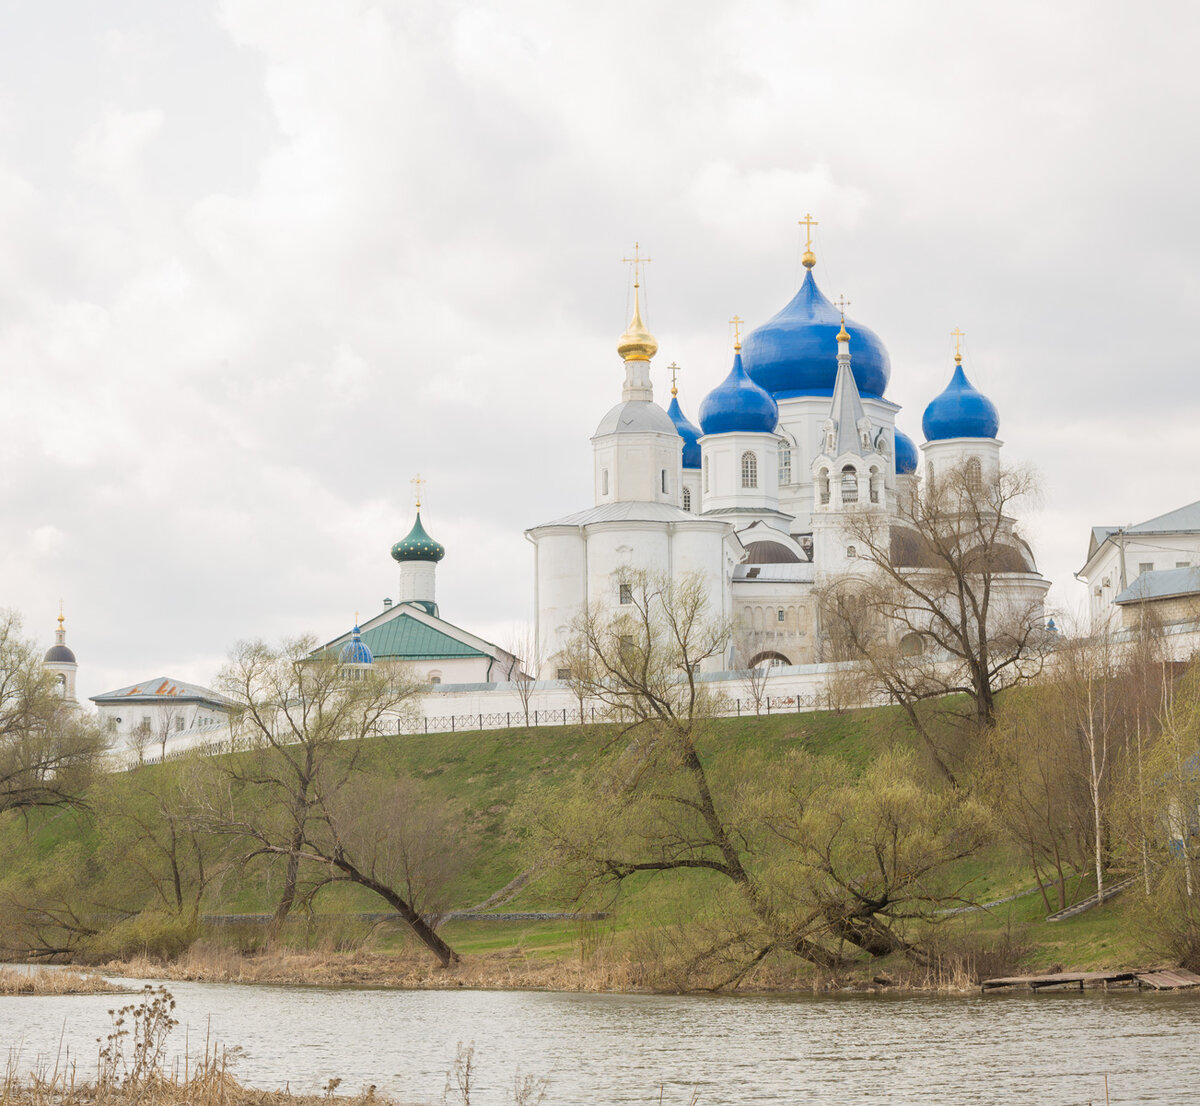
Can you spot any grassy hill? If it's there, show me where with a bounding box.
[0,702,1169,987]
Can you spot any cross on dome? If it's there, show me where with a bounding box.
[951,327,966,364]
[729,314,745,349]
[411,473,425,509]
[622,241,652,287]
[799,213,819,269]
[668,361,680,397]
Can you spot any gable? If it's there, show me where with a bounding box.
[359,612,488,660]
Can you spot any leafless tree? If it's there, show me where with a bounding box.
[818,460,1051,783]
[206,638,460,964]
[0,611,106,814]
[733,631,774,716]
[505,624,541,726]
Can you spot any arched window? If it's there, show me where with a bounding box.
[779,447,792,485]
[602,469,609,495]
[703,456,710,492]
[682,486,692,512]
[846,545,857,559]
[818,468,831,505]
[966,456,982,495]
[841,465,858,504]
[899,633,925,657]
[741,451,758,488]
[661,469,668,494]
[428,670,442,685]
[926,461,934,488]
[869,467,882,504]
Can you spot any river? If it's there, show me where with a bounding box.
[2,976,1199,1104]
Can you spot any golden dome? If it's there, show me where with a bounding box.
[837,318,849,342]
[802,248,816,269]
[617,284,658,362]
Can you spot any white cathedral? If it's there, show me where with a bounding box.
[526,237,1051,677]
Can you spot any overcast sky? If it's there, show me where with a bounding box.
[2,0,1199,703]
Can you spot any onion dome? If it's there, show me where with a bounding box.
[894,427,919,475]
[739,268,891,398]
[391,511,445,563]
[666,395,702,469]
[339,624,374,665]
[616,284,658,363]
[922,362,999,441]
[699,349,779,436]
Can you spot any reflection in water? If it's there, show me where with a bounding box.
[2,977,1199,1104]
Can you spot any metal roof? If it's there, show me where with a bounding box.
[91,677,231,707]
[532,501,702,528]
[1115,566,1200,606]
[356,612,488,660]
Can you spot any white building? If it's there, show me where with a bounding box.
[1079,500,1200,630]
[526,239,1050,676]
[91,676,233,753]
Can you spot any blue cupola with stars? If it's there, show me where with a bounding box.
[739,231,891,399]
[340,623,374,666]
[894,427,919,474]
[665,369,702,469]
[922,358,999,442]
[699,345,779,436]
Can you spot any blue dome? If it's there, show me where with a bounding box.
[699,352,779,436]
[922,364,999,441]
[666,396,702,469]
[740,269,891,398]
[894,427,919,475]
[340,625,374,665]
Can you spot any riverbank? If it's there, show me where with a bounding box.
[0,1074,388,1106]
[0,967,120,995]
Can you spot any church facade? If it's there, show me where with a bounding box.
[526,239,1051,678]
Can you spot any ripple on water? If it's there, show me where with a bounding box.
[2,980,1200,1104]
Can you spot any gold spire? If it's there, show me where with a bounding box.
[618,243,657,362]
[668,361,680,396]
[57,601,64,631]
[411,473,425,510]
[951,327,965,364]
[800,213,818,269]
[729,314,744,351]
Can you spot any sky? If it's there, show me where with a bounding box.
[2,0,1199,704]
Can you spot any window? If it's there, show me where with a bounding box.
[175,716,184,731]
[428,671,442,685]
[661,469,667,494]
[703,456,710,492]
[966,456,982,495]
[1178,561,1192,569]
[847,545,857,558]
[602,469,609,495]
[777,609,785,623]
[841,465,858,504]
[682,486,692,512]
[926,461,934,487]
[619,583,633,604]
[556,667,571,680]
[779,447,791,485]
[869,468,881,504]
[741,451,758,488]
[1139,562,1153,575]
[818,468,830,505]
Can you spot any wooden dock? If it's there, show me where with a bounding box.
[982,968,1200,992]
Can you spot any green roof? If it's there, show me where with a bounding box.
[359,612,487,660]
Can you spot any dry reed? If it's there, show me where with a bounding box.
[0,969,120,996]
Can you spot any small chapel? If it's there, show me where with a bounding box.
[526,228,1051,677]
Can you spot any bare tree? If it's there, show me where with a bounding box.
[207,637,460,964]
[818,461,1050,783]
[504,624,541,726]
[0,611,106,814]
[519,571,988,982]
[733,630,774,716]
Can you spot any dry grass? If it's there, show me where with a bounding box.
[0,969,121,996]
[104,944,649,993]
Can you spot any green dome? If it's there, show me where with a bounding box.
[391,511,445,563]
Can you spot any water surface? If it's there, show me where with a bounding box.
[3,976,1198,1104]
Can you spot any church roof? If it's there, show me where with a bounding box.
[698,350,778,436]
[1115,566,1200,606]
[825,342,869,457]
[352,610,488,660]
[1084,500,1200,568]
[922,363,999,441]
[532,501,701,528]
[593,400,678,437]
[91,677,231,708]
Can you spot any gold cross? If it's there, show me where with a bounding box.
[668,361,680,397]
[729,314,744,347]
[951,327,965,362]
[799,213,818,249]
[834,294,851,318]
[411,473,425,509]
[57,600,64,630]
[622,241,652,286]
